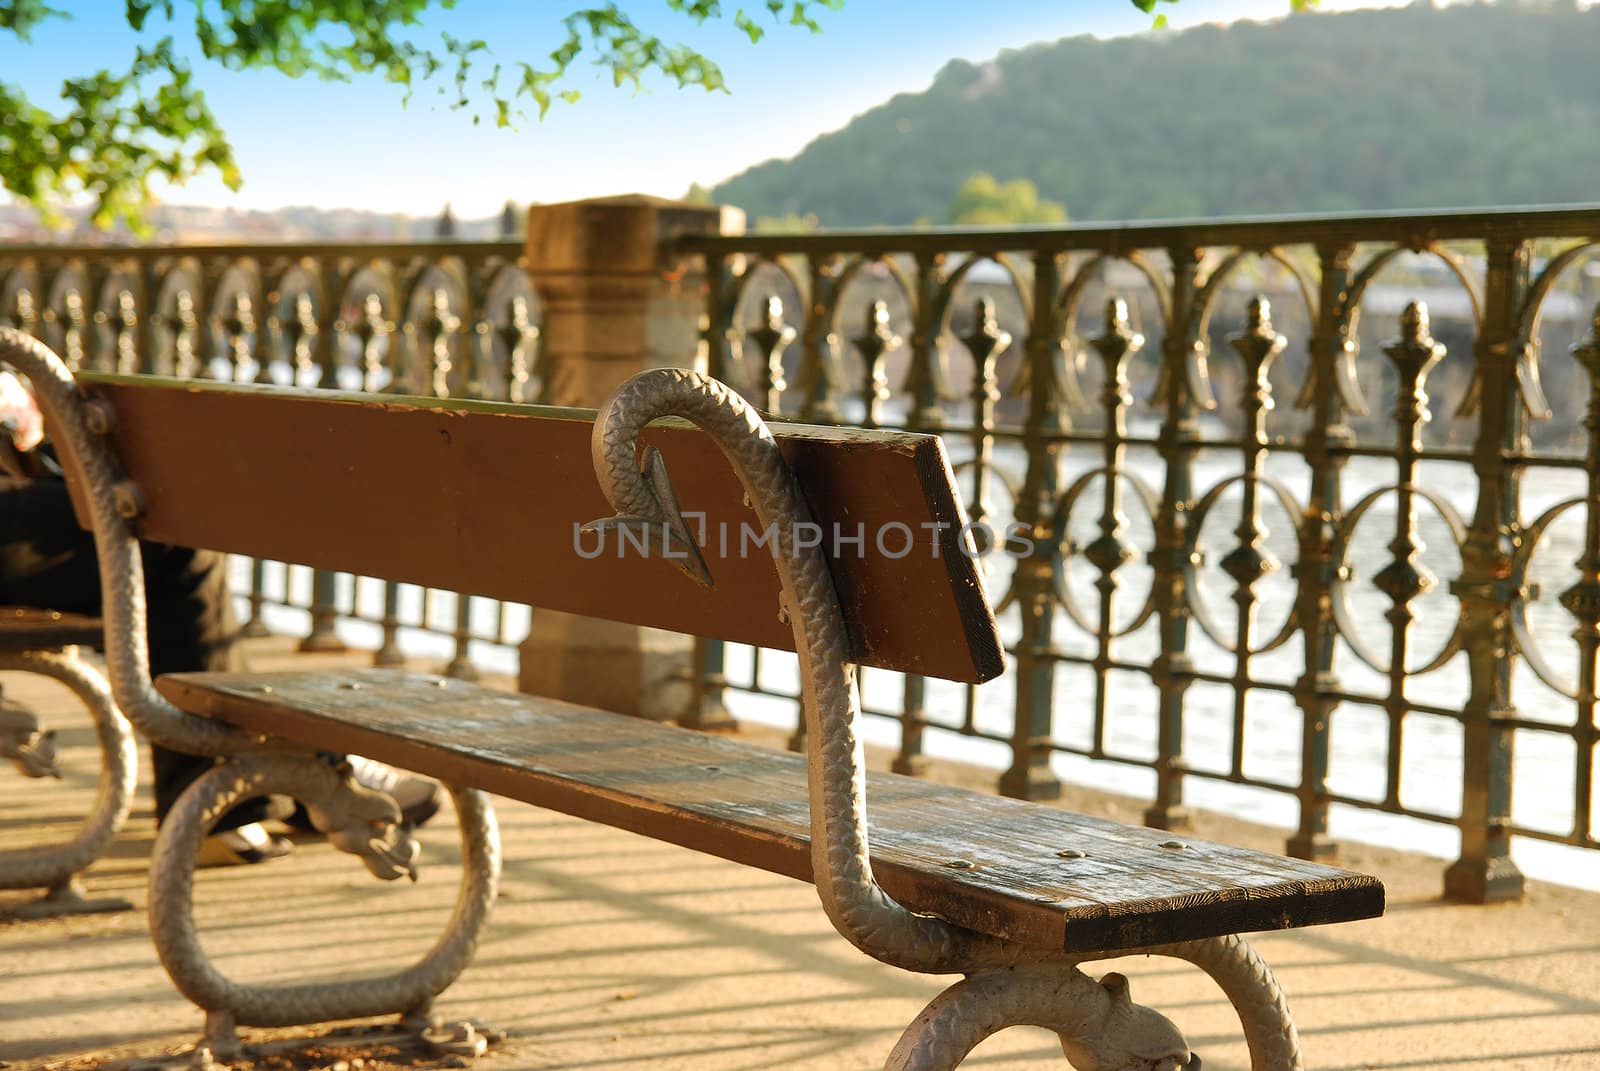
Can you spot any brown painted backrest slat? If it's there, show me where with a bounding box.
[75,374,1004,684]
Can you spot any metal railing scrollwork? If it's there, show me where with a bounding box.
[7,206,1600,900]
[681,205,1600,900]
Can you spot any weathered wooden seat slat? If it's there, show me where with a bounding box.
[0,607,105,651]
[158,667,1383,954]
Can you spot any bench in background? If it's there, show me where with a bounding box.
[0,606,136,918]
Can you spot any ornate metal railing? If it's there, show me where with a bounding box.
[682,205,1600,900]
[6,206,1599,899]
[0,240,544,676]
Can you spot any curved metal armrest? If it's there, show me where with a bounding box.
[0,328,249,758]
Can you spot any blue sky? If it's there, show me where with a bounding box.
[1,0,1407,216]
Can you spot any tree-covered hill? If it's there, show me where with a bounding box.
[711,1,1600,226]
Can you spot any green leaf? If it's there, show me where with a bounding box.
[0,32,238,230]
[1,0,68,39]
[1131,0,1179,24]
[734,10,762,42]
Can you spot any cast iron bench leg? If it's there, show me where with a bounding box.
[1,647,137,918]
[886,933,1300,1071]
[147,752,500,1067]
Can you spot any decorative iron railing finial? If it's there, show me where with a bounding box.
[1559,302,1600,634]
[747,294,796,414]
[854,298,901,428]
[960,297,1011,418]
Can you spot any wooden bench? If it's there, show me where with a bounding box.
[1,325,1383,1071]
[0,606,137,918]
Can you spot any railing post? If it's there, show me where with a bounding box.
[1144,246,1205,831]
[311,263,342,391]
[889,256,947,778]
[446,593,480,681]
[354,293,391,394]
[373,285,412,667]
[245,289,297,634]
[1085,298,1143,761]
[497,294,540,403]
[84,268,113,372]
[517,195,745,721]
[679,254,739,732]
[110,286,139,375]
[1000,249,1065,801]
[853,299,900,429]
[946,297,1011,755]
[684,635,737,732]
[422,287,460,399]
[1564,305,1600,851]
[1288,242,1358,862]
[374,582,407,667]
[745,294,795,414]
[11,281,39,339]
[961,298,1008,534]
[250,276,275,385]
[1374,304,1442,827]
[437,280,482,682]
[889,258,949,778]
[285,291,317,386]
[221,290,254,383]
[1220,297,1286,782]
[170,286,200,378]
[300,258,348,654]
[58,271,78,369]
[799,258,843,422]
[136,260,163,374]
[892,674,931,777]
[904,251,948,431]
[35,259,61,362]
[1444,236,1530,903]
[299,571,346,653]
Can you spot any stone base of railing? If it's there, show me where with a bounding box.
[518,611,692,722]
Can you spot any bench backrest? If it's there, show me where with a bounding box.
[75,373,1005,685]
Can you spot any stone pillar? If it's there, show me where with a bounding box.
[516,195,744,720]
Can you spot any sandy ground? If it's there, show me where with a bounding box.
[2,638,1598,1071]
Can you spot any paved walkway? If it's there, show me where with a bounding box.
[3,638,1598,1070]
